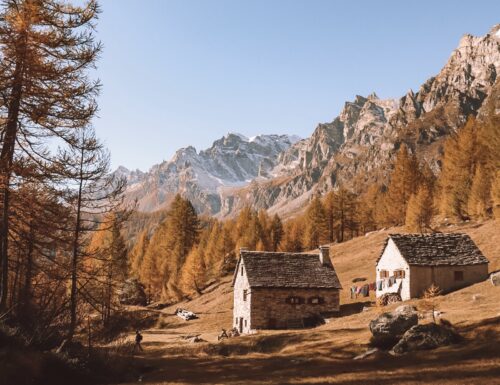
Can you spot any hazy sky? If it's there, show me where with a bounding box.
[95,0,500,171]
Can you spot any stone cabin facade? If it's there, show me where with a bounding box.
[232,246,342,334]
[376,233,489,301]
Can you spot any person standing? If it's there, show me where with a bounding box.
[133,330,144,353]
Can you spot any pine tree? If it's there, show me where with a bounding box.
[303,196,329,250]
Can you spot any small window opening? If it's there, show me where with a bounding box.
[394,270,405,279]
[243,289,248,301]
[380,270,389,279]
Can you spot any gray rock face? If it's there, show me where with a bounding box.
[117,133,300,215]
[392,323,461,354]
[120,25,500,218]
[491,271,500,286]
[369,309,418,348]
[219,25,500,218]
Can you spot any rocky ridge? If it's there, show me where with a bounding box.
[119,25,500,218]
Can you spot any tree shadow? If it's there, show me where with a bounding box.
[339,301,372,317]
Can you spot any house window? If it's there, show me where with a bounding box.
[308,297,325,305]
[241,265,244,276]
[394,270,405,279]
[244,319,247,327]
[380,270,389,279]
[454,271,464,281]
[243,289,248,301]
[286,296,304,305]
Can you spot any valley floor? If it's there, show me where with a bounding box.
[118,221,500,385]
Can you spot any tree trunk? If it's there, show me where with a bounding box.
[68,147,85,341]
[0,44,26,311]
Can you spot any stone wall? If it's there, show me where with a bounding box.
[409,264,489,298]
[233,260,252,333]
[250,287,340,330]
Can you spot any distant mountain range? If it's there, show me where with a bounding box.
[117,24,500,218]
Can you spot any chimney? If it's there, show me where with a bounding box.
[319,245,331,266]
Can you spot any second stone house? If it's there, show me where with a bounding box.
[376,233,489,301]
[232,246,342,334]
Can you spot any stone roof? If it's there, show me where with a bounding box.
[233,251,342,289]
[377,233,489,266]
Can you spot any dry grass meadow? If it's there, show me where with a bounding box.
[118,220,500,385]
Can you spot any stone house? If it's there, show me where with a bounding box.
[376,233,489,301]
[232,246,342,334]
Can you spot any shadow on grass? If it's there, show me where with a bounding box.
[126,316,500,385]
[339,301,372,317]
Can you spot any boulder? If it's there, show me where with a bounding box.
[118,279,147,306]
[490,271,500,287]
[395,305,417,314]
[369,308,418,348]
[392,323,461,354]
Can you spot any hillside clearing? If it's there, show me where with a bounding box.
[118,220,500,384]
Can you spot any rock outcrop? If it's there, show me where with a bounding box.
[392,323,461,354]
[490,271,500,286]
[369,306,418,348]
[120,25,500,218]
[117,133,300,214]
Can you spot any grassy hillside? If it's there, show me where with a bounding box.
[119,220,500,384]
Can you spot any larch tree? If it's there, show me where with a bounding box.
[405,186,434,233]
[60,126,126,340]
[490,170,500,219]
[303,196,329,250]
[467,164,492,219]
[385,144,420,225]
[269,214,284,252]
[0,0,101,311]
[280,219,303,252]
[438,118,478,220]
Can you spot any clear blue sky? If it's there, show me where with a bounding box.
[95,0,500,171]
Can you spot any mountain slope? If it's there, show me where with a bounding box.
[220,24,500,218]
[120,24,500,218]
[117,133,300,214]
